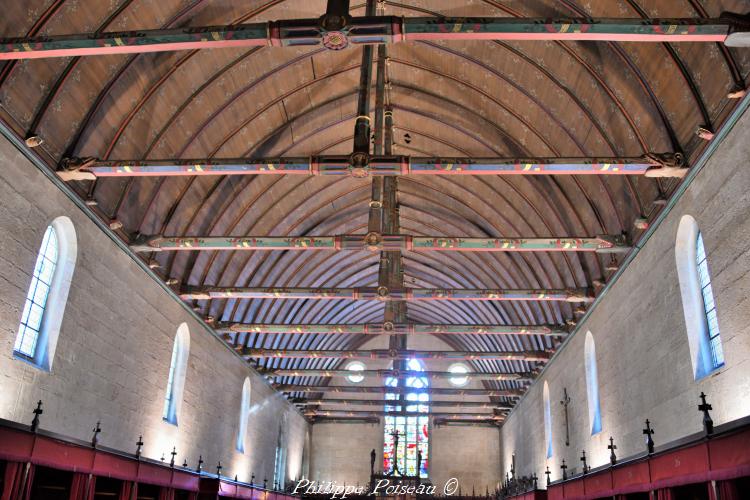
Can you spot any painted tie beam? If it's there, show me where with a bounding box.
[240,348,552,362]
[222,322,566,336]
[303,410,504,420]
[182,285,593,302]
[58,154,686,180]
[273,384,523,397]
[293,399,515,409]
[3,16,749,61]
[131,233,628,253]
[266,368,535,380]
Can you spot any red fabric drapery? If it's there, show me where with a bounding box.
[69,473,96,500]
[708,479,740,500]
[655,488,674,500]
[119,481,137,500]
[1,462,34,500]
[159,487,175,500]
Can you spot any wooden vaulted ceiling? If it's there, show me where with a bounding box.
[1,0,749,415]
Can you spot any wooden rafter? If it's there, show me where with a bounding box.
[131,234,628,253]
[274,385,523,397]
[265,368,535,381]
[221,323,566,336]
[2,16,746,61]
[240,348,552,361]
[181,285,592,302]
[58,154,687,180]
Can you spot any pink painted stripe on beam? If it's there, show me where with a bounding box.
[404,32,728,42]
[0,39,269,60]
[88,169,311,177]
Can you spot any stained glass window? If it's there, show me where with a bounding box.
[383,358,429,478]
[696,232,724,369]
[15,225,58,359]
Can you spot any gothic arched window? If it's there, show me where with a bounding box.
[236,377,252,453]
[383,358,429,478]
[584,331,602,435]
[543,381,553,458]
[14,217,77,370]
[676,215,725,379]
[163,323,190,425]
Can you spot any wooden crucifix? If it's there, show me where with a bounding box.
[560,388,571,446]
[390,429,401,475]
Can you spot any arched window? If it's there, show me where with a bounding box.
[163,323,190,425]
[273,412,288,489]
[543,381,553,458]
[236,377,252,453]
[584,331,602,435]
[383,359,429,478]
[676,215,725,379]
[14,217,77,370]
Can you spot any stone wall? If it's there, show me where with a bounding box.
[0,135,309,484]
[499,106,750,481]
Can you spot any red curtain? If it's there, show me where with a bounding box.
[159,487,175,500]
[119,481,137,500]
[713,480,740,500]
[1,462,34,500]
[69,473,96,500]
[655,488,674,500]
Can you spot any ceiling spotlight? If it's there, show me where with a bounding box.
[25,135,43,148]
[696,127,714,141]
[633,218,649,230]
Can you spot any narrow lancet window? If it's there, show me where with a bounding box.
[584,331,602,435]
[676,215,725,379]
[163,323,190,425]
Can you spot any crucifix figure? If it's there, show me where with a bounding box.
[196,455,203,473]
[135,435,144,459]
[608,437,617,465]
[390,429,401,475]
[698,392,714,435]
[91,421,101,448]
[30,400,43,433]
[580,450,589,474]
[170,447,177,468]
[643,420,655,454]
[544,466,551,486]
[560,388,571,446]
[560,459,568,480]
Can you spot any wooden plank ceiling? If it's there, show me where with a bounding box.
[1,0,749,421]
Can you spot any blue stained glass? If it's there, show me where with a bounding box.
[696,233,724,369]
[15,226,58,358]
[384,359,429,478]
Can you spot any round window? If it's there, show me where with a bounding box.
[346,361,366,383]
[448,363,469,387]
